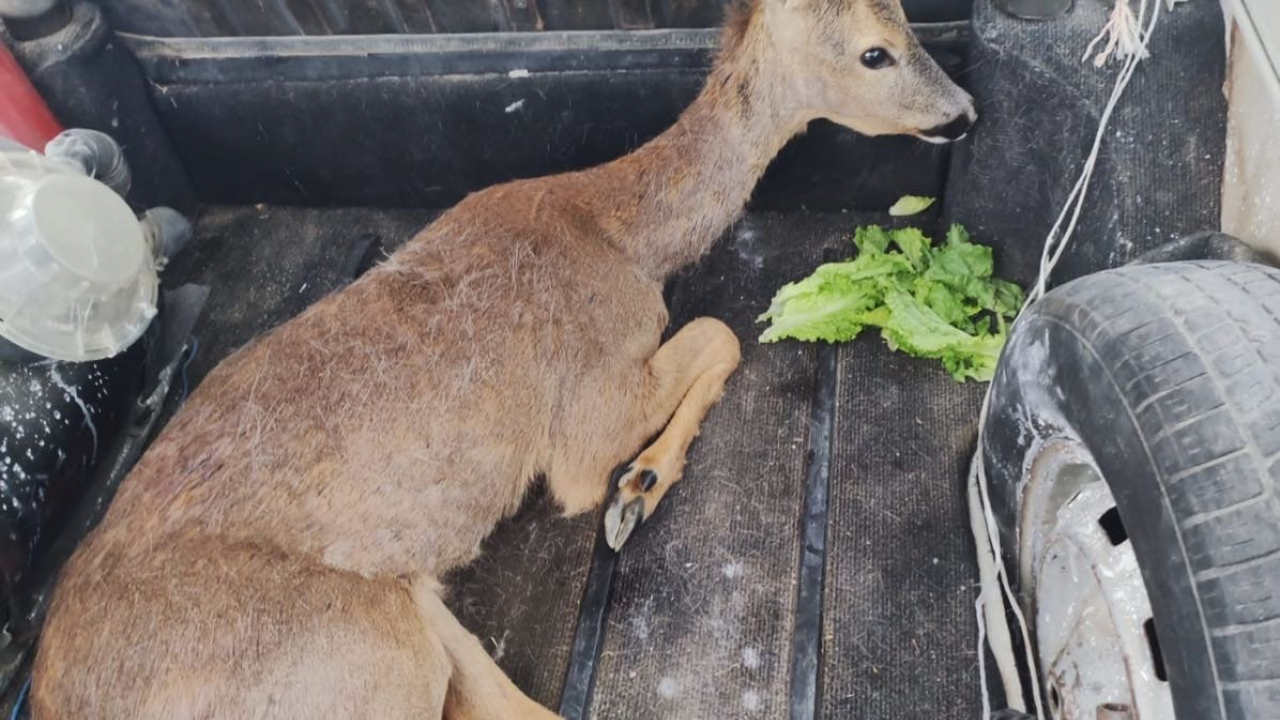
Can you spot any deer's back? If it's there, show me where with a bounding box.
[78,179,667,581]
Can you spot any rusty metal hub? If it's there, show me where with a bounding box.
[1019,440,1174,720]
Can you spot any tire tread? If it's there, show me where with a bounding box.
[1020,262,1280,718]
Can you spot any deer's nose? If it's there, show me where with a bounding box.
[920,112,975,143]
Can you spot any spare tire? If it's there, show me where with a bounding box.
[983,261,1280,720]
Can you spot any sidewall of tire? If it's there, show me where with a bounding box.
[983,296,1222,720]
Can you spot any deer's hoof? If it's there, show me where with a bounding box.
[604,495,645,551]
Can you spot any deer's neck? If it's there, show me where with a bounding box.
[585,29,804,280]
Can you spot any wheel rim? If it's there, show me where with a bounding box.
[1019,439,1175,720]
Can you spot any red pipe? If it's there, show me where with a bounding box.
[0,43,62,150]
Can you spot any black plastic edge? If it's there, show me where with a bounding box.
[557,534,619,720]
[788,298,839,720]
[1129,230,1276,268]
[122,22,970,84]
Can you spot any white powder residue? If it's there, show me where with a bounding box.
[48,363,98,460]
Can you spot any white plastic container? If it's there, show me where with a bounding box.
[0,141,158,361]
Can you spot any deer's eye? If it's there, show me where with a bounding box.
[860,47,895,70]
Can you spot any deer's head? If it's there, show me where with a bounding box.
[745,0,976,143]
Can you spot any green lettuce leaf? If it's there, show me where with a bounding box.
[888,195,937,217]
[992,278,1025,316]
[853,225,892,255]
[890,227,931,271]
[757,222,1022,382]
[881,292,1005,381]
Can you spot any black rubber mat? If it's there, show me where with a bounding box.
[587,213,828,720]
[947,0,1228,288]
[575,211,986,720]
[823,339,985,719]
[445,487,599,708]
[583,208,988,717]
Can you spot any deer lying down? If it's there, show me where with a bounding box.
[32,0,973,717]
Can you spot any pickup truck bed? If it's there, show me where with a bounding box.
[0,0,1229,716]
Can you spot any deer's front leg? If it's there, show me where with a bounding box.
[604,317,741,550]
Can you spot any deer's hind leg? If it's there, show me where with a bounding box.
[410,580,563,720]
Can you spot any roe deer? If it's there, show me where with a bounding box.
[32,0,974,717]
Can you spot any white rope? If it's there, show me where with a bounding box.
[969,445,1023,710]
[976,593,992,720]
[971,0,1166,716]
[1083,0,1148,67]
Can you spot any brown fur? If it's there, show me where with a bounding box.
[31,1,973,717]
